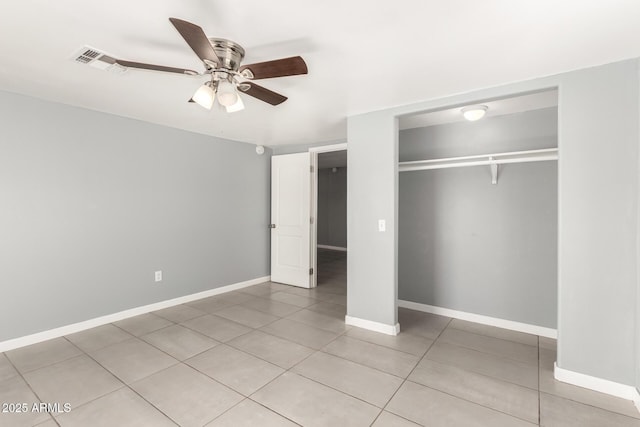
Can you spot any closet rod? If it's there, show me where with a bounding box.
[399,148,558,173]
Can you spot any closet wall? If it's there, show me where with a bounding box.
[398,107,558,328]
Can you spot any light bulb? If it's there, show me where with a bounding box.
[192,83,215,110]
[226,94,245,113]
[461,105,488,121]
[217,80,238,107]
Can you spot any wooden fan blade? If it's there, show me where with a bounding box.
[115,60,199,75]
[239,82,287,105]
[169,18,220,66]
[239,56,307,80]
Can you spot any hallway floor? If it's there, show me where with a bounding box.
[1,249,639,426]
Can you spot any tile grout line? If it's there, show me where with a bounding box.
[62,323,240,426]
[408,378,542,425]
[343,332,437,358]
[412,321,544,425]
[436,334,540,368]
[370,316,453,425]
[315,346,416,380]
[196,288,352,425]
[447,321,540,346]
[423,343,542,391]
[395,320,542,425]
[247,399,304,426]
[1,351,59,426]
[178,287,351,407]
[58,335,180,426]
[538,335,542,426]
[539,390,640,422]
[69,329,261,427]
[278,337,395,419]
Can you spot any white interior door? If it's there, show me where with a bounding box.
[271,153,311,288]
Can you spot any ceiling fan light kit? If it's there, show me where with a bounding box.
[98,17,307,114]
[216,79,239,107]
[226,95,245,113]
[192,82,215,110]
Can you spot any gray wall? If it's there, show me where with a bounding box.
[398,108,558,328]
[557,60,638,386]
[347,113,398,326]
[0,91,271,342]
[317,168,347,248]
[399,162,558,328]
[347,58,639,386]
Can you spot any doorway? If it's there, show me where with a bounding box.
[310,144,347,290]
[269,145,347,290]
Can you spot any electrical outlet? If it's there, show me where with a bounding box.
[155,271,162,282]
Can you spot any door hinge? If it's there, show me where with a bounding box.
[309,268,314,275]
[310,165,314,173]
[310,217,314,224]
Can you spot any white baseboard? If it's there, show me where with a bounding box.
[397,300,557,339]
[345,315,399,336]
[317,244,347,252]
[554,363,639,402]
[0,275,270,353]
[634,389,640,413]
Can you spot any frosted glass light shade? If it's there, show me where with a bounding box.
[226,94,245,113]
[462,105,488,121]
[217,80,238,107]
[192,84,215,110]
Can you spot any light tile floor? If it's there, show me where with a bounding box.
[1,249,639,426]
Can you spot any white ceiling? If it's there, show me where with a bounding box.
[1,1,639,147]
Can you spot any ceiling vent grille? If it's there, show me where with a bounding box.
[70,45,125,73]
[75,48,102,64]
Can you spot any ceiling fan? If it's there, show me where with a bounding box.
[111,18,308,112]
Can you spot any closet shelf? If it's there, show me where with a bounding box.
[398,148,558,173]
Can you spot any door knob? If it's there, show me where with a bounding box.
[268,224,276,229]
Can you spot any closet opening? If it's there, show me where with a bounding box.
[396,89,559,336]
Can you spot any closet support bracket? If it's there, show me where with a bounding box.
[489,157,498,185]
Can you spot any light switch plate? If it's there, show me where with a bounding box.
[378,219,386,232]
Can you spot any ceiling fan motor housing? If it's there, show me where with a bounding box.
[208,38,245,72]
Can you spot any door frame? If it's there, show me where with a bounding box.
[309,143,348,288]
